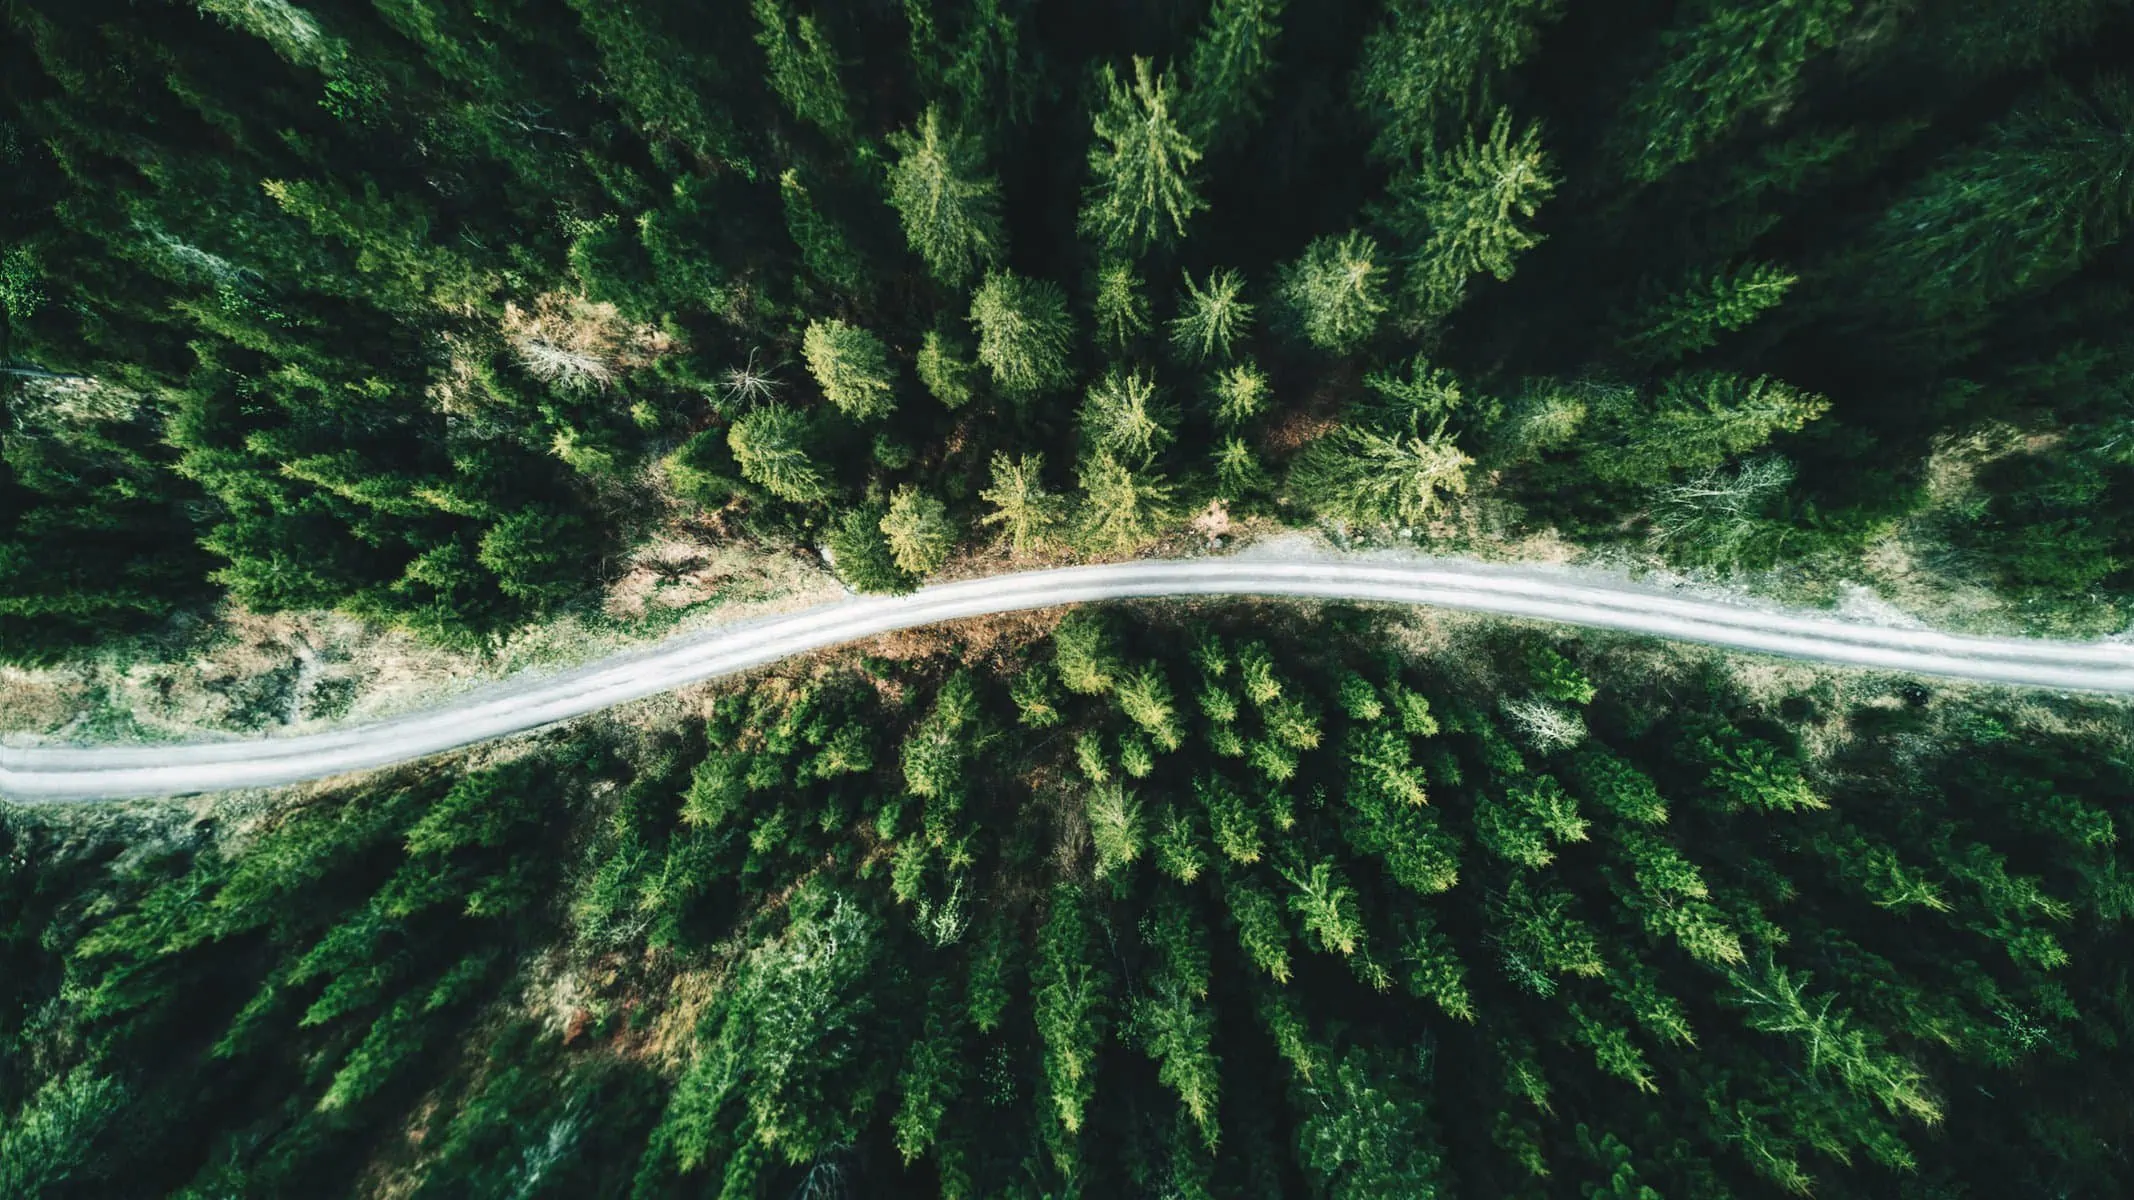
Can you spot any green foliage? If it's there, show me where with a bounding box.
[827,502,919,593]
[1384,110,1555,324]
[880,485,956,576]
[1288,424,1474,528]
[1353,0,1563,162]
[1276,232,1388,355]
[969,270,1076,400]
[1033,884,1111,1142]
[752,0,854,141]
[802,318,897,420]
[1612,0,1857,183]
[979,451,1067,555]
[886,106,1007,284]
[916,328,978,409]
[1078,57,1206,254]
[1180,0,1286,145]
[1169,267,1254,362]
[1620,262,1798,364]
[1584,373,1830,486]
[1093,259,1155,349]
[729,403,832,503]
[1075,450,1177,553]
[1078,366,1176,462]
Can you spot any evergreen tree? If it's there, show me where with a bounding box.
[1611,0,1857,183]
[916,328,978,409]
[1384,110,1555,324]
[1584,372,1830,486]
[1619,262,1798,364]
[1078,366,1175,462]
[969,269,1076,400]
[1169,267,1254,362]
[729,403,832,503]
[1093,259,1154,349]
[1078,57,1207,255]
[880,485,956,576]
[1352,0,1564,162]
[1180,0,1286,146]
[827,503,918,593]
[752,0,854,141]
[886,105,1007,285]
[1076,450,1177,552]
[1289,425,1473,527]
[1276,232,1388,355]
[803,318,897,420]
[979,451,1067,555]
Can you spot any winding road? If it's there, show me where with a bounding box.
[5,555,2132,802]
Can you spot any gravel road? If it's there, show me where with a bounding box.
[7,556,2131,801]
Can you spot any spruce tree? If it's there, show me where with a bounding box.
[880,485,955,576]
[802,318,897,420]
[1619,262,1798,364]
[728,403,831,503]
[886,106,1007,285]
[1078,57,1207,255]
[1169,267,1254,362]
[1277,232,1387,355]
[969,269,1076,400]
[1078,367,1175,462]
[979,452,1067,555]
[1384,110,1555,324]
[1288,425,1473,528]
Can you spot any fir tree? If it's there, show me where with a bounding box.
[1078,366,1175,462]
[728,403,831,503]
[1078,57,1207,254]
[979,452,1067,555]
[752,0,854,141]
[1384,109,1555,324]
[1169,267,1254,362]
[1288,424,1473,528]
[802,318,897,420]
[886,105,1007,285]
[1276,232,1387,355]
[1093,259,1154,349]
[880,485,955,576]
[1076,450,1177,553]
[1620,262,1798,364]
[969,269,1076,400]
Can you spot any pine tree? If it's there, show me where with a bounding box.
[1078,366,1175,462]
[916,328,977,409]
[1620,262,1798,364]
[1075,450,1177,553]
[1198,774,1264,864]
[969,269,1076,400]
[1288,424,1473,528]
[1281,859,1365,957]
[826,503,918,593]
[728,403,831,503]
[1611,0,1856,183]
[1116,664,1185,751]
[1078,57,1207,254]
[1093,259,1154,348]
[1034,884,1112,1144]
[1053,610,1121,695]
[1209,360,1271,427]
[880,485,955,576]
[979,452,1067,555]
[752,0,854,141]
[1384,109,1555,324]
[886,105,1007,285]
[1352,0,1564,163]
[781,167,868,295]
[1276,232,1388,355]
[1224,872,1293,982]
[1212,436,1271,502]
[1180,0,1286,146]
[1086,780,1145,879]
[802,318,897,420]
[1169,267,1254,362]
[1586,373,1830,486]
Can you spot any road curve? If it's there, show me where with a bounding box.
[6,556,2132,801]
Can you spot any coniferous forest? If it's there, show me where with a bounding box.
[7,2,2134,1198]
[6,611,2133,1196]
[5,0,2134,659]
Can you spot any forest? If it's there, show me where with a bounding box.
[5,0,2134,664]
[4,604,2130,1196]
